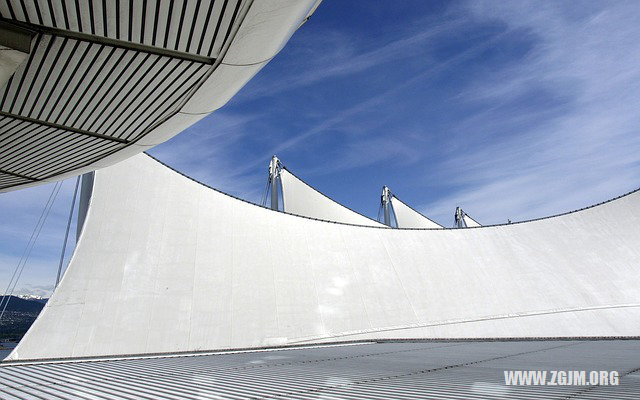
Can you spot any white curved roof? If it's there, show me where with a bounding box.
[0,0,321,192]
[390,195,442,228]
[280,167,385,227]
[8,154,640,361]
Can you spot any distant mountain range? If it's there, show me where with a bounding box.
[0,296,48,340]
[16,294,48,303]
[0,295,47,313]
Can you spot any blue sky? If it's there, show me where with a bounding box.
[2,0,640,297]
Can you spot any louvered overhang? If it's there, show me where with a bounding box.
[0,0,321,192]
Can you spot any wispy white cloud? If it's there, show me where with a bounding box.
[245,31,507,175]
[242,17,466,100]
[415,0,640,225]
[148,111,266,202]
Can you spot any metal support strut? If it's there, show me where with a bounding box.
[269,156,281,211]
[454,206,467,228]
[381,186,392,227]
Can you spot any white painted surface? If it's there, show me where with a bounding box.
[391,196,442,229]
[280,168,385,227]
[9,154,640,360]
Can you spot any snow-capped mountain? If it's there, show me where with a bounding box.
[16,294,45,301]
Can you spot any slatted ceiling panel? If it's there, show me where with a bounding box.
[17,37,69,117]
[103,57,179,137]
[60,50,154,131]
[2,134,116,178]
[187,2,212,52]
[164,0,186,51]
[120,61,209,141]
[0,38,209,140]
[91,52,165,134]
[200,0,238,57]
[58,47,120,128]
[69,50,143,129]
[0,172,32,187]
[76,55,178,133]
[3,37,43,115]
[124,2,135,42]
[1,37,88,116]
[0,115,21,133]
[84,2,98,35]
[105,58,184,140]
[7,128,76,167]
[0,123,51,162]
[0,2,14,20]
[181,0,203,53]
[193,1,220,55]
[3,129,72,172]
[16,140,123,179]
[0,37,41,113]
[64,2,81,31]
[29,39,79,121]
[47,43,105,122]
[102,1,117,38]
[0,116,123,178]
[23,138,121,179]
[0,0,255,191]
[49,44,112,125]
[25,41,99,122]
[1,0,245,58]
[0,120,39,158]
[102,59,207,141]
[0,36,68,115]
[220,0,244,53]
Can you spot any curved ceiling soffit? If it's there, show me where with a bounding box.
[0,0,322,192]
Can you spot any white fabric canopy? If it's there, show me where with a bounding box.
[279,168,385,227]
[463,214,481,227]
[390,196,442,228]
[8,154,640,361]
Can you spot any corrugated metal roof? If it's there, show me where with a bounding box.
[1,340,639,399]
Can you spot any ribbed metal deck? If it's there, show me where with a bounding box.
[1,340,639,399]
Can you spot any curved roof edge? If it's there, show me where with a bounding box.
[145,152,640,230]
[5,336,640,365]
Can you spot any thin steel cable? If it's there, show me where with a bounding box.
[261,179,271,207]
[0,181,61,311]
[56,176,81,287]
[0,181,63,323]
